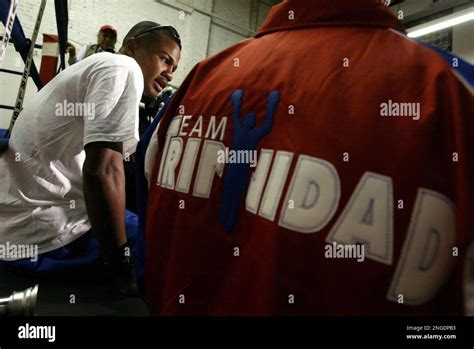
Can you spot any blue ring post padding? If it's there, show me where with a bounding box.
[0,0,43,90]
[0,138,10,151]
[0,128,9,151]
[0,129,9,138]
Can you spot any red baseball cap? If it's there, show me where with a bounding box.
[99,25,117,37]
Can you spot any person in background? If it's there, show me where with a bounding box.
[67,24,118,65]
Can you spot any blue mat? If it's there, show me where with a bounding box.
[0,128,9,151]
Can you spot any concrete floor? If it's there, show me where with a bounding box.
[0,267,149,316]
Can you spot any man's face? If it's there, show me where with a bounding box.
[98,29,117,50]
[128,34,181,98]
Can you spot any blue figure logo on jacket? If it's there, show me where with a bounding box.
[220,89,280,233]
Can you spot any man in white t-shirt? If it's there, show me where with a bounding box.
[0,21,181,295]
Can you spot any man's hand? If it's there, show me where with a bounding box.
[66,42,76,57]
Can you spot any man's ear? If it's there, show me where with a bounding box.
[124,39,138,56]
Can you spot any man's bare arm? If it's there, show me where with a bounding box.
[82,141,127,262]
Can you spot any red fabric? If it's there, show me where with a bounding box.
[145,0,474,315]
[39,34,58,85]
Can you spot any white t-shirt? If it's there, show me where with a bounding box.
[0,52,143,258]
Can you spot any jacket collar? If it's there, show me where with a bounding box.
[256,0,405,37]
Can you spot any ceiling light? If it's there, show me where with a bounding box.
[407,6,474,38]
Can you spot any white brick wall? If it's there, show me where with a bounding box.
[0,0,276,128]
[453,20,474,64]
[390,0,474,64]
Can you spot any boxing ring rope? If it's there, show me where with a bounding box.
[0,0,43,90]
[7,0,47,137]
[0,0,68,151]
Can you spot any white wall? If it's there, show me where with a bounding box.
[0,0,275,129]
[452,20,474,63]
[391,0,474,64]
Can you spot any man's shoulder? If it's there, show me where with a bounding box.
[383,29,453,70]
[82,52,137,69]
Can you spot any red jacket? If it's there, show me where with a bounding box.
[145,0,474,315]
